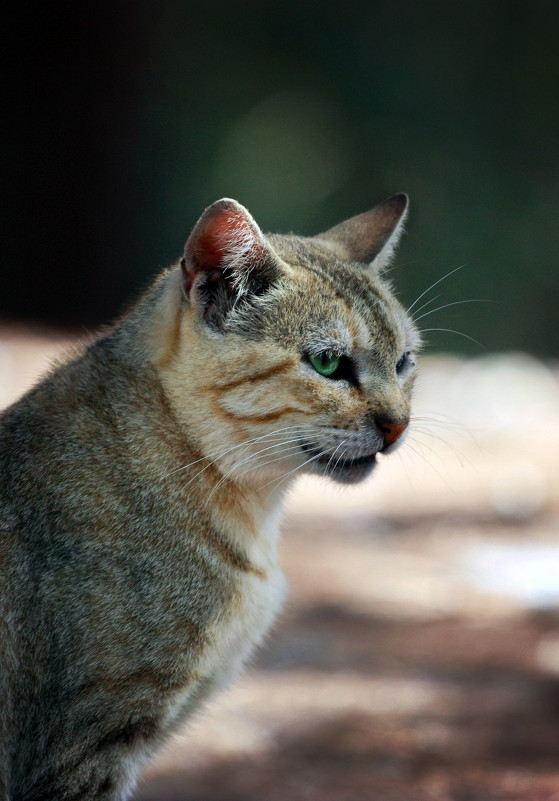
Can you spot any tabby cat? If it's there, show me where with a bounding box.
[0,193,419,800]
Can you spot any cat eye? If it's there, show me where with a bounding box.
[309,351,341,377]
[306,351,359,386]
[396,352,411,374]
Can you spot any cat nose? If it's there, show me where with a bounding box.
[376,418,409,446]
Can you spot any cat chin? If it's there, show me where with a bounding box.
[299,439,379,485]
[309,453,378,484]
[325,457,378,485]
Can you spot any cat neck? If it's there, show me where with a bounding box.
[107,269,292,545]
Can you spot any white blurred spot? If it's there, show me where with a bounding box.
[536,637,559,674]
[451,352,559,431]
[0,344,16,410]
[466,543,559,608]
[489,459,547,521]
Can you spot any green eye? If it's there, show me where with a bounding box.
[309,351,341,377]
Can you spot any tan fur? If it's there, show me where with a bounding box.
[0,193,419,800]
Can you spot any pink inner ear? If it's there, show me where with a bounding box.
[194,214,240,270]
[183,201,265,297]
[192,211,256,270]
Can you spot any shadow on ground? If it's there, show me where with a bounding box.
[137,527,559,800]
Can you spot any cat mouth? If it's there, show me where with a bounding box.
[299,440,378,478]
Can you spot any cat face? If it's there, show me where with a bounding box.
[257,239,419,484]
[159,196,420,489]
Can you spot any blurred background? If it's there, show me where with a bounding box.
[2,1,559,799]
[2,0,559,354]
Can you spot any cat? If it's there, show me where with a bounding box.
[0,193,420,800]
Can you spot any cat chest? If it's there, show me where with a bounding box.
[200,561,287,688]
[163,559,286,733]
[160,510,287,729]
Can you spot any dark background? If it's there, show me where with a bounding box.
[2,1,558,355]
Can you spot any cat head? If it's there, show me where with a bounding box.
[158,195,420,488]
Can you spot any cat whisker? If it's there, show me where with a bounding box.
[169,433,311,503]
[236,443,310,483]
[411,423,463,445]
[412,410,483,439]
[411,420,466,437]
[215,439,305,489]
[409,424,477,469]
[412,411,466,426]
[324,440,348,476]
[394,447,414,489]
[412,413,489,458]
[169,434,299,492]
[413,298,492,323]
[161,424,312,484]
[256,444,337,493]
[421,327,486,349]
[402,438,455,488]
[204,434,313,505]
[329,442,351,478]
[406,264,464,314]
[407,432,460,469]
[409,293,441,319]
[411,420,473,445]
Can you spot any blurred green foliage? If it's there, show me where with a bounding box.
[4,1,559,354]
[130,0,559,355]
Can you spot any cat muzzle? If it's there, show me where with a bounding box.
[378,420,409,454]
[377,419,409,446]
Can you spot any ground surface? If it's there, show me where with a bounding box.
[2,327,558,800]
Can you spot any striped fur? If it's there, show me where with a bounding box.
[0,195,419,800]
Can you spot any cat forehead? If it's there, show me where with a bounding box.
[267,233,351,270]
[261,240,413,353]
[302,294,407,354]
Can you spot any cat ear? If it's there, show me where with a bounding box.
[181,198,276,326]
[316,193,409,272]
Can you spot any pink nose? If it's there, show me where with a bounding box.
[377,419,409,446]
